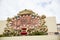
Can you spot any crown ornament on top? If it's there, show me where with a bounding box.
[17,9,35,15]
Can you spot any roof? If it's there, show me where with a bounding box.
[17,9,35,15]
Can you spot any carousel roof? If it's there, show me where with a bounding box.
[17,9,35,15]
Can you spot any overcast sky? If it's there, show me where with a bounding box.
[0,0,60,23]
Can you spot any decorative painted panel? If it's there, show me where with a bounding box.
[0,9,48,37]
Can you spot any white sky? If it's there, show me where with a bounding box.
[0,0,60,23]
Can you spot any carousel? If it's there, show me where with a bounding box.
[0,9,48,37]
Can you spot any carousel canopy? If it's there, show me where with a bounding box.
[17,9,35,15]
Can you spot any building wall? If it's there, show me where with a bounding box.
[45,17,57,32]
[0,20,7,34]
